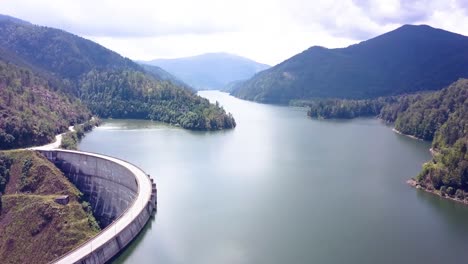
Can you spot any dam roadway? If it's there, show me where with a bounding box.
[37,149,157,264]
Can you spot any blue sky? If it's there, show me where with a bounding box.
[1,0,467,65]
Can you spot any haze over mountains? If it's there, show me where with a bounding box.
[231,25,468,103]
[143,53,270,90]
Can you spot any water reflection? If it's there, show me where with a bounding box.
[78,91,468,264]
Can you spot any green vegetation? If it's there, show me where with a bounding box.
[0,153,12,193]
[0,15,235,151]
[79,69,235,129]
[232,25,468,103]
[20,157,33,192]
[307,97,392,119]
[0,150,100,264]
[80,201,100,232]
[0,61,91,149]
[60,118,101,150]
[308,79,468,198]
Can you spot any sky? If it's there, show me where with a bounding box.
[1,0,468,65]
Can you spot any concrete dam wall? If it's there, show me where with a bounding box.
[38,149,157,264]
[43,151,138,227]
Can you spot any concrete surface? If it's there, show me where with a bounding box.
[38,150,157,264]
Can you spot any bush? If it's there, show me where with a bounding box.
[440,186,447,196]
[20,158,33,191]
[0,154,13,193]
[455,189,465,200]
[447,186,455,197]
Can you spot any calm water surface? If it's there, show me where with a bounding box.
[79,91,468,264]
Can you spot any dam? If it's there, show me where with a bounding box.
[37,149,157,264]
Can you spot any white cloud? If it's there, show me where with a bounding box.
[1,0,467,65]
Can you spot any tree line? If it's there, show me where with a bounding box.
[308,79,468,196]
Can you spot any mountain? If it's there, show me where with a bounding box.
[0,14,235,149]
[139,63,192,90]
[144,53,270,90]
[231,25,468,103]
[222,79,245,93]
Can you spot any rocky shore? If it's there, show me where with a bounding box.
[407,179,468,205]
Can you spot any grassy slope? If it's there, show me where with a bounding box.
[0,150,99,264]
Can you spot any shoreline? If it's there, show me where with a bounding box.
[27,117,98,151]
[392,128,424,141]
[391,124,467,207]
[407,179,468,206]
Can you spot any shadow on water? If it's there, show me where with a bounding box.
[109,214,157,264]
[311,116,378,125]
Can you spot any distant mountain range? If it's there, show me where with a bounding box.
[0,14,236,149]
[231,25,468,103]
[143,53,270,90]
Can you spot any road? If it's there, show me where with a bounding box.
[28,126,74,150]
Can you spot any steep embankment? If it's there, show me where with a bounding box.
[0,150,99,264]
[307,79,468,202]
[232,25,468,103]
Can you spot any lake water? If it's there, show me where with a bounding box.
[79,91,468,264]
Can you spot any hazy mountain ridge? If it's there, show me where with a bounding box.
[144,52,270,90]
[231,25,468,103]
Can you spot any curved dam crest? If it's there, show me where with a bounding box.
[37,149,157,264]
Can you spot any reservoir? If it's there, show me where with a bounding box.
[79,91,468,264]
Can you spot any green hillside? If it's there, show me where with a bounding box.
[0,14,236,150]
[0,61,91,149]
[232,25,468,103]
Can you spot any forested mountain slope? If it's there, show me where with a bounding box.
[0,60,90,149]
[0,14,235,150]
[232,25,468,103]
